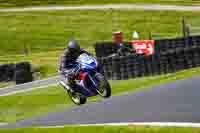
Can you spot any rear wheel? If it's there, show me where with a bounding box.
[95,73,111,98]
[67,90,87,105]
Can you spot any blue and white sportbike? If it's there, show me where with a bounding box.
[60,53,111,105]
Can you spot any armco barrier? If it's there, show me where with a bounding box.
[98,45,200,80]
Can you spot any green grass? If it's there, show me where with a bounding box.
[0,10,200,77]
[0,0,199,8]
[0,85,70,123]
[1,126,200,133]
[0,66,200,124]
[0,82,14,89]
[0,10,188,55]
[1,10,200,56]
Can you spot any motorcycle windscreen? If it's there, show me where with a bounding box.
[77,53,97,71]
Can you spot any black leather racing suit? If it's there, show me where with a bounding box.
[59,48,90,90]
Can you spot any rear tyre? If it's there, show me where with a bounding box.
[67,90,87,105]
[95,73,111,98]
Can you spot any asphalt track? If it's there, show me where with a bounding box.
[1,76,200,128]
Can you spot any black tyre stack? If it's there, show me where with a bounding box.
[112,56,121,80]
[191,35,200,46]
[150,55,157,75]
[120,56,128,80]
[155,54,162,75]
[95,42,118,58]
[145,55,153,76]
[126,55,136,79]
[185,48,193,69]
[105,56,113,79]
[174,48,182,71]
[167,50,176,73]
[14,62,33,84]
[95,35,200,80]
[193,47,200,67]
[0,64,15,82]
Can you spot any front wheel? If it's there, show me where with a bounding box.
[67,90,87,105]
[95,73,111,98]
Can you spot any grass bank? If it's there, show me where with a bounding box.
[0,10,200,77]
[1,125,200,133]
[0,82,14,89]
[0,10,191,55]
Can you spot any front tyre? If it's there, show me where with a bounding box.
[67,90,87,105]
[95,73,111,98]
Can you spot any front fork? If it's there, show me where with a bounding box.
[88,74,98,89]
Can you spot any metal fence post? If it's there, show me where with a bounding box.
[182,17,187,38]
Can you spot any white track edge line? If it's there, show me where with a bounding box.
[38,122,200,128]
[0,76,59,90]
[1,4,200,12]
[0,83,58,97]
[0,123,8,126]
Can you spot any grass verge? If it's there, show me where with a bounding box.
[0,82,14,89]
[1,125,200,133]
[0,66,200,124]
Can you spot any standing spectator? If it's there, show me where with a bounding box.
[112,31,133,56]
